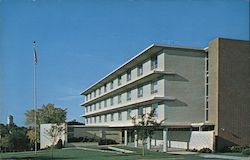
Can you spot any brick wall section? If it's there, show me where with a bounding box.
[208,38,250,151]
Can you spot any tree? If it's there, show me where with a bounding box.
[45,124,66,159]
[25,103,67,149]
[25,103,67,126]
[131,108,165,156]
[0,135,12,152]
[0,124,30,152]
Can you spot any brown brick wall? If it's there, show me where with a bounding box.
[209,38,250,151]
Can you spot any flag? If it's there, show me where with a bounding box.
[34,48,37,64]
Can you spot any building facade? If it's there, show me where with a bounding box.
[7,115,13,125]
[80,38,250,151]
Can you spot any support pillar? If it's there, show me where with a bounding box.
[187,127,192,150]
[124,130,128,146]
[163,128,168,152]
[100,129,103,139]
[147,137,151,149]
[134,131,138,147]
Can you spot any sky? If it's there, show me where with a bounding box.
[0,0,249,126]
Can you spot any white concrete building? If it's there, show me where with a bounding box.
[80,43,215,151]
[80,38,250,151]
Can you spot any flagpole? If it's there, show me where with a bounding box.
[33,41,37,154]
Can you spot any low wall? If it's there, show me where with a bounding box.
[40,123,66,149]
[149,131,214,151]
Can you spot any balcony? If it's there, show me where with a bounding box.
[83,95,176,117]
[81,69,175,106]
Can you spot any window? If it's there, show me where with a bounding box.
[127,109,132,120]
[94,90,96,97]
[90,105,92,112]
[90,93,92,99]
[127,70,131,81]
[138,86,143,97]
[206,84,208,96]
[99,116,102,123]
[104,115,107,122]
[118,94,122,104]
[86,107,88,113]
[110,97,114,106]
[118,76,122,86]
[104,100,107,107]
[86,96,88,101]
[206,98,208,109]
[94,117,96,123]
[98,102,101,109]
[151,81,158,94]
[118,112,122,121]
[110,81,114,90]
[137,64,143,76]
[99,88,101,95]
[127,90,131,101]
[94,104,96,110]
[111,113,114,121]
[90,118,92,124]
[151,103,158,117]
[151,55,158,70]
[205,98,209,121]
[104,84,107,93]
[86,118,88,124]
[138,106,143,118]
[205,110,208,121]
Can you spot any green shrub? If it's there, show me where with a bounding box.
[186,148,198,152]
[229,145,249,153]
[191,148,198,152]
[98,139,118,145]
[199,148,212,153]
[242,148,250,156]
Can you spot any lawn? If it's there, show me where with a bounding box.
[0,147,221,160]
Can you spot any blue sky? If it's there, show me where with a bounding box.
[0,0,249,126]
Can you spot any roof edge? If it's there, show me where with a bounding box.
[80,43,206,95]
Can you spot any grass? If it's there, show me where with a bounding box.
[0,147,221,160]
[217,152,249,157]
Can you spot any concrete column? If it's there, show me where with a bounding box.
[147,137,151,149]
[163,128,168,152]
[134,131,138,147]
[187,127,192,150]
[199,126,201,131]
[124,130,128,146]
[100,129,103,138]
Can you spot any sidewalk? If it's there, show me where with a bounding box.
[199,153,249,160]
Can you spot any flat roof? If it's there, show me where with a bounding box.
[81,43,206,95]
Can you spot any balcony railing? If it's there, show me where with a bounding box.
[83,95,176,117]
[81,70,175,106]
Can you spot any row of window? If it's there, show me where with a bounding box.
[85,81,158,113]
[85,104,158,124]
[205,57,209,122]
[86,56,158,101]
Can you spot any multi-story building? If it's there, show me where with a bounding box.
[80,38,250,151]
[7,115,14,125]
